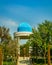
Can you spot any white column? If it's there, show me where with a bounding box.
[14,36,20,65]
[17,37,20,57]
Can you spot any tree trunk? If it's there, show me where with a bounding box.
[44,43,46,65]
[48,43,50,65]
[44,51,46,65]
[0,48,2,65]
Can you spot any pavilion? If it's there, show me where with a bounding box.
[14,22,32,56]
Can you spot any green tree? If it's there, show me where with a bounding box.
[38,20,52,65]
[20,42,30,57]
[0,26,18,65]
[29,28,42,62]
[0,26,12,60]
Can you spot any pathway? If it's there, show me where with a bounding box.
[18,57,30,65]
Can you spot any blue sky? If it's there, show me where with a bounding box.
[0,0,52,37]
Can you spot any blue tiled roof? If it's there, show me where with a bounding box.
[17,22,32,32]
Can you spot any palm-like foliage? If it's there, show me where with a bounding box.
[30,28,42,46]
[38,20,52,65]
[0,26,11,44]
[29,28,42,61]
[0,27,2,38]
[0,26,12,61]
[38,20,52,44]
[28,20,52,65]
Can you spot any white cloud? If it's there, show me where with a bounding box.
[0,17,18,27]
[0,17,18,37]
[4,19,17,26]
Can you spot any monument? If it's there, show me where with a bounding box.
[14,22,32,64]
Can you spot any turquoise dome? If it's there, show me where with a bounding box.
[17,22,32,32]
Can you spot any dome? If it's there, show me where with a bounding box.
[17,22,32,32]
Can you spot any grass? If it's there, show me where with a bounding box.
[3,61,52,65]
[33,63,52,65]
[3,61,16,65]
